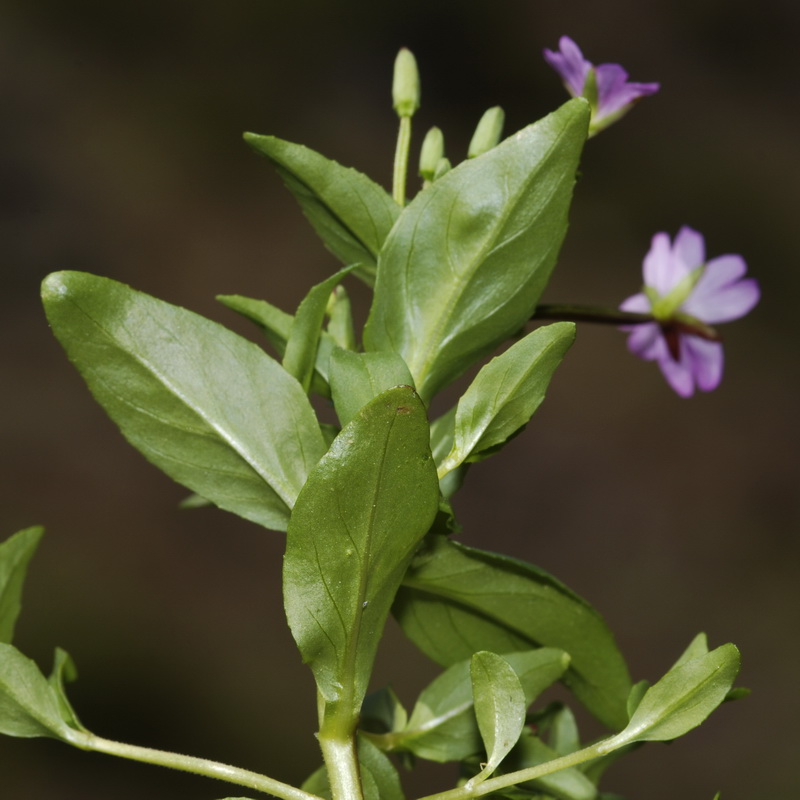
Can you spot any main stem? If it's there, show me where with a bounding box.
[318,698,364,800]
[318,730,363,800]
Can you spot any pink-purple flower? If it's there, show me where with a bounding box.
[620,227,760,397]
[543,36,660,134]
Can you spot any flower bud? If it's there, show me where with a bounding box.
[419,126,445,181]
[468,106,505,158]
[432,157,452,180]
[392,48,420,118]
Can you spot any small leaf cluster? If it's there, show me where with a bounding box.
[1,47,744,800]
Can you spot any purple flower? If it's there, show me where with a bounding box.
[620,227,760,397]
[543,36,660,134]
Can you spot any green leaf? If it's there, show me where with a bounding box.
[217,293,336,396]
[670,632,708,669]
[244,133,400,285]
[283,386,439,719]
[504,732,597,800]
[179,493,212,509]
[329,349,415,428]
[361,685,409,734]
[390,648,567,762]
[429,408,456,466]
[327,285,356,351]
[216,294,294,356]
[356,736,405,800]
[283,265,358,392]
[428,408,467,499]
[625,680,649,720]
[0,527,44,644]
[363,99,590,401]
[394,535,631,730]
[470,651,527,782]
[547,705,580,756]
[42,271,327,532]
[0,643,75,740]
[48,648,85,731]
[611,643,740,746]
[302,736,405,800]
[438,323,575,476]
[398,661,480,762]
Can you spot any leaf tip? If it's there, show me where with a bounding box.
[41,272,71,303]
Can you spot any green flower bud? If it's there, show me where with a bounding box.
[467,106,505,158]
[432,157,452,181]
[419,126,445,181]
[392,48,420,118]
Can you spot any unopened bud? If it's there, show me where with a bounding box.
[467,106,505,158]
[433,157,452,181]
[419,126,445,181]
[392,48,420,118]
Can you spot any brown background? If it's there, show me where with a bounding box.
[2,1,798,798]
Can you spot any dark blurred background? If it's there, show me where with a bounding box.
[2,1,797,798]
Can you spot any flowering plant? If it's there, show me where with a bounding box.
[1,40,755,800]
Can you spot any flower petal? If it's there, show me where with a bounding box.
[683,254,760,323]
[695,254,747,291]
[543,36,589,96]
[594,65,659,120]
[685,337,724,392]
[657,350,695,397]
[619,292,651,313]
[642,232,678,294]
[626,323,666,361]
[685,278,760,324]
[594,64,631,117]
[673,226,706,271]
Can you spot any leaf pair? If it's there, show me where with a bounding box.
[247,99,590,406]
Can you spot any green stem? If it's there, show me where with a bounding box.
[72,731,320,800]
[416,737,615,800]
[533,303,655,326]
[393,115,412,206]
[533,303,721,341]
[318,729,364,800]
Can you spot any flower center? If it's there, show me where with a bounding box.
[645,265,703,322]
